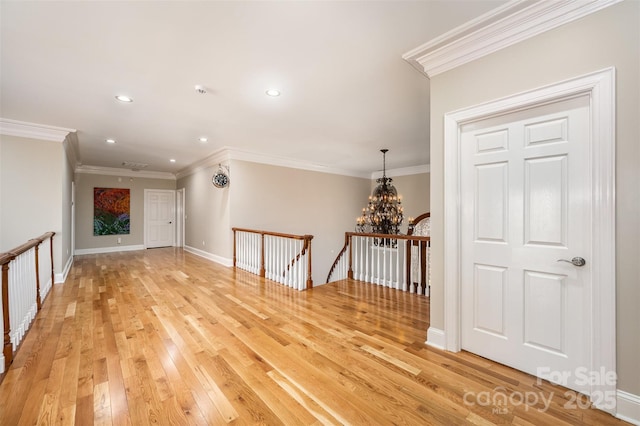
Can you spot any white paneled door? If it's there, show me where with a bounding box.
[145,190,175,248]
[460,95,592,394]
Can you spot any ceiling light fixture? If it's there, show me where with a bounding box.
[265,89,281,97]
[195,85,207,94]
[170,159,176,163]
[198,137,208,143]
[115,95,133,103]
[356,149,404,240]
[105,139,116,144]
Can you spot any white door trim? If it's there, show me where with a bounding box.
[144,189,177,248]
[442,68,616,412]
[176,188,185,248]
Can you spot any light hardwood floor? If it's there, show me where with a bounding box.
[0,248,627,425]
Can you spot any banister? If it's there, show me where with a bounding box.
[0,253,15,267]
[1,231,55,378]
[0,232,55,262]
[233,228,313,290]
[326,233,350,283]
[343,231,430,242]
[232,227,312,241]
[326,231,431,287]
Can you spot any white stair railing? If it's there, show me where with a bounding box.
[326,232,430,296]
[1,232,55,375]
[233,228,313,291]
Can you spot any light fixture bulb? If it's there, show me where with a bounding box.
[198,137,208,143]
[105,139,116,144]
[115,95,133,103]
[266,89,281,97]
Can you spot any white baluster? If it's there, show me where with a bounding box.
[264,235,269,279]
[383,242,388,287]
[395,238,400,290]
[270,236,274,282]
[275,237,282,285]
[297,245,302,290]
[239,232,243,270]
[376,241,381,286]
[401,239,407,292]
[287,239,293,288]
[237,232,242,269]
[364,236,370,283]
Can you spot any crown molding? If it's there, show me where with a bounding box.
[403,0,623,78]
[228,148,368,178]
[175,148,231,180]
[75,164,176,180]
[371,164,430,180]
[0,118,76,142]
[63,132,80,169]
[176,147,369,180]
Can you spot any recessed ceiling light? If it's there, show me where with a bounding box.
[266,89,281,97]
[105,138,116,144]
[115,95,133,103]
[198,137,208,143]
[194,85,207,94]
[170,159,176,163]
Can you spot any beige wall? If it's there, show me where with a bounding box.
[177,161,429,285]
[178,160,372,284]
[0,135,66,274]
[429,1,639,394]
[177,164,232,259]
[229,160,371,283]
[60,141,75,272]
[75,173,176,250]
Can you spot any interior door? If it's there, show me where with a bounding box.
[460,95,591,394]
[145,190,175,248]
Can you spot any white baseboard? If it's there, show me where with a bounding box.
[617,389,640,425]
[422,327,639,424]
[184,245,233,267]
[74,245,145,256]
[426,327,446,350]
[54,255,74,284]
[41,278,53,301]
[0,354,4,374]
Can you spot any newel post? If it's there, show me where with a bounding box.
[306,236,313,289]
[33,240,42,310]
[347,233,354,280]
[2,257,15,367]
[49,233,55,287]
[259,233,266,278]
[232,228,237,268]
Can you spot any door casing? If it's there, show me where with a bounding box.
[442,68,616,412]
[144,189,176,249]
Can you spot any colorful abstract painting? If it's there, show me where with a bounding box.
[94,188,130,235]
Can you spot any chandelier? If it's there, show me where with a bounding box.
[356,149,404,235]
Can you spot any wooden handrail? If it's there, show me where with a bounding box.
[343,231,430,242]
[0,232,55,264]
[326,233,350,283]
[1,231,55,378]
[232,228,312,241]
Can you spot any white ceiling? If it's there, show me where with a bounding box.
[1,1,506,176]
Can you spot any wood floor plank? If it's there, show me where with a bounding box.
[0,248,630,425]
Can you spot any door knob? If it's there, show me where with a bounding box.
[557,257,586,267]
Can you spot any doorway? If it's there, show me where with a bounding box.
[144,189,176,248]
[442,68,616,411]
